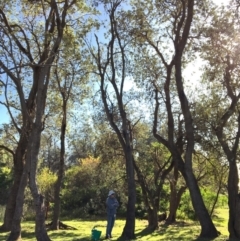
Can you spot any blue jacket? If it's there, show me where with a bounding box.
[106,197,119,216]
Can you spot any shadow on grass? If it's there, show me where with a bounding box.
[212,216,226,224]
[21,229,35,239]
[49,230,90,240]
[72,238,90,241]
[192,237,235,241]
[132,222,229,241]
[113,227,155,241]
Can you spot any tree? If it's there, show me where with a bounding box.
[86,0,138,238]
[51,43,90,229]
[0,0,82,239]
[200,4,240,238]
[131,124,173,230]
[124,0,219,238]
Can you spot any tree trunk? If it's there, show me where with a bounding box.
[28,69,51,240]
[210,182,222,217]
[167,183,177,223]
[174,9,218,234]
[51,101,66,230]
[28,126,51,241]
[120,144,136,240]
[147,207,158,231]
[174,72,219,238]
[34,194,51,241]
[228,161,240,239]
[1,162,22,232]
[166,163,186,224]
[0,135,28,232]
[167,185,186,224]
[7,163,29,241]
[186,171,218,238]
[51,185,61,230]
[133,158,158,230]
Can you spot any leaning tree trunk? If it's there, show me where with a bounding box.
[228,161,240,239]
[174,55,219,237]
[6,124,33,240]
[7,159,29,241]
[174,11,218,235]
[1,151,23,232]
[186,170,218,238]
[1,133,29,232]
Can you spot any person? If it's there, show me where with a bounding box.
[105,190,119,239]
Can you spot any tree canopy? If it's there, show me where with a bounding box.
[0,0,240,240]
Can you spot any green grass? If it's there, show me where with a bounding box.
[0,208,231,241]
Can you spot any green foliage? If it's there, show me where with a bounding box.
[178,190,198,220]
[201,188,227,211]
[20,167,57,220]
[61,157,106,216]
[159,184,170,212]
[0,164,12,205]
[178,188,228,221]
[37,167,57,199]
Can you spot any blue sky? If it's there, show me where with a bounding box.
[0,94,10,125]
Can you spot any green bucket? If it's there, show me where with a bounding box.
[91,227,102,241]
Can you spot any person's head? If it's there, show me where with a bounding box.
[108,190,115,198]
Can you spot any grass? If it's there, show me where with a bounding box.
[0,208,231,241]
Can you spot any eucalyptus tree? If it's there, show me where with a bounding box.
[122,0,219,238]
[85,0,143,238]
[199,3,240,238]
[0,0,90,240]
[47,63,73,230]
[50,40,91,229]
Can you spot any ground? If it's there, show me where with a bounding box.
[0,208,230,241]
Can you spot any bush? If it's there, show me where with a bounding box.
[178,188,228,221]
[0,165,13,205]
